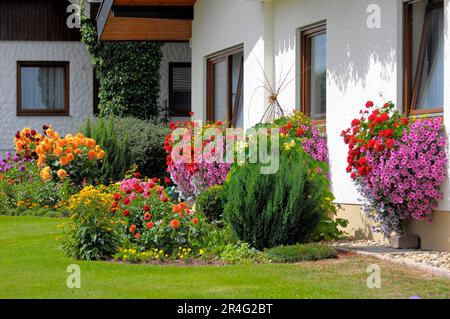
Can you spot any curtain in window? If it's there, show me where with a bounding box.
[21,66,65,110]
[414,2,444,110]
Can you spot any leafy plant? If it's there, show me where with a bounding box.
[195,185,226,222]
[265,244,337,263]
[80,8,162,119]
[224,150,333,250]
[113,117,169,179]
[218,243,262,265]
[113,177,206,254]
[61,185,121,260]
[83,116,130,183]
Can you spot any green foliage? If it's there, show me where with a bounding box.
[0,163,77,214]
[82,116,169,180]
[80,8,163,119]
[312,215,349,242]
[83,117,130,183]
[224,151,332,250]
[195,185,226,222]
[61,185,121,260]
[112,117,170,178]
[265,244,337,263]
[218,243,262,265]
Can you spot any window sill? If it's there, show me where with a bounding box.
[17,111,70,117]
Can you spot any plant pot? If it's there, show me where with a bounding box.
[389,234,420,249]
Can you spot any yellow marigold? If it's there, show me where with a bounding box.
[57,169,67,179]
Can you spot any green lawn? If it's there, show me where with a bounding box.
[0,216,449,299]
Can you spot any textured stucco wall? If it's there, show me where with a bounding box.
[159,42,192,117]
[0,41,93,153]
[192,0,274,129]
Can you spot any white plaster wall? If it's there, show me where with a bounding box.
[0,41,93,153]
[159,42,192,119]
[192,0,274,129]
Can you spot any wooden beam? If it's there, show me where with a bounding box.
[113,0,196,6]
[112,5,194,19]
[101,14,192,41]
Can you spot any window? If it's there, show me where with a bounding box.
[207,46,244,127]
[169,62,191,117]
[404,0,444,115]
[301,23,327,123]
[17,61,69,116]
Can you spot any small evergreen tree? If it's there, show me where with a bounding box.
[223,151,330,250]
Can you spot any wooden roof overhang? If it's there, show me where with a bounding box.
[97,0,196,41]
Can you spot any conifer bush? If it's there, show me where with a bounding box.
[223,151,332,250]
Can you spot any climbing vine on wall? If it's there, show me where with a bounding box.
[80,9,163,119]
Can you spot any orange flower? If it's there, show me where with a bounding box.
[88,150,97,160]
[193,218,199,225]
[134,233,141,239]
[146,222,155,229]
[143,212,152,221]
[129,225,136,233]
[66,153,75,162]
[53,147,63,156]
[170,219,180,229]
[60,156,69,166]
[74,149,81,155]
[57,169,67,179]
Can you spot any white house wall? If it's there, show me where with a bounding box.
[0,41,93,153]
[191,0,275,128]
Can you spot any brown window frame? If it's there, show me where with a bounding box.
[206,46,244,127]
[17,61,70,116]
[403,0,444,116]
[168,62,192,117]
[301,23,327,125]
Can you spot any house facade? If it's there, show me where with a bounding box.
[0,0,95,154]
[97,0,449,252]
[0,0,191,153]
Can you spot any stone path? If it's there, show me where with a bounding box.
[332,240,450,279]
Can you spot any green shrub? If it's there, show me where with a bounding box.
[265,244,337,263]
[83,116,130,183]
[218,243,262,265]
[224,151,332,250]
[83,116,169,180]
[113,117,170,179]
[195,185,226,222]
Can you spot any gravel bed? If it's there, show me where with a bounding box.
[331,240,450,272]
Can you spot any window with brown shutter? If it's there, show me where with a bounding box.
[169,62,191,117]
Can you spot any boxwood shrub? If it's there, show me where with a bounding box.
[265,244,337,263]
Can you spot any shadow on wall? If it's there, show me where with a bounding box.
[274,0,398,95]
